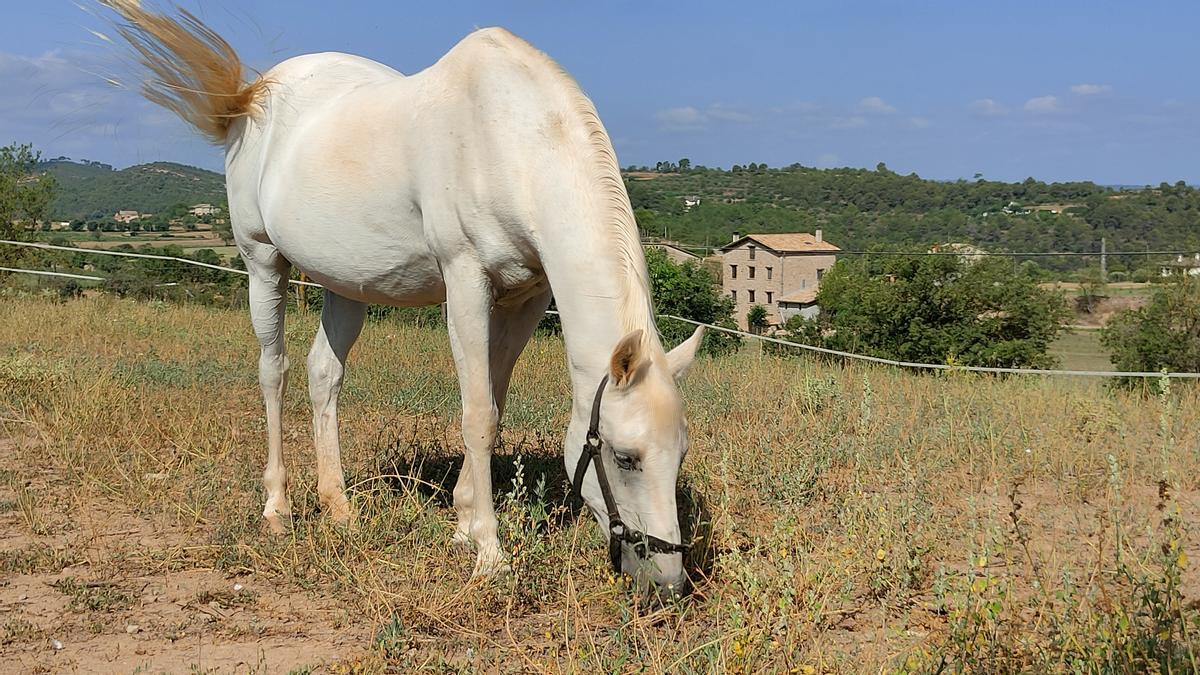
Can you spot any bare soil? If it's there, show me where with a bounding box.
[0,437,365,674]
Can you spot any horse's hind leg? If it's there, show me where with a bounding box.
[307,290,366,524]
[245,250,292,534]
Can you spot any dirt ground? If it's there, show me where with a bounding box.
[0,437,366,674]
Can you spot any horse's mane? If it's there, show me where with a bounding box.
[485,30,660,348]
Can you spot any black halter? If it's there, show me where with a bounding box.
[568,375,689,573]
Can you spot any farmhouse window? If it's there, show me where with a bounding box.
[749,266,756,279]
[730,265,737,279]
[767,267,773,280]
[766,291,773,304]
[730,290,737,301]
[748,290,756,303]
[749,246,756,260]
[817,268,826,282]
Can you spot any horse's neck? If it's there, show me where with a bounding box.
[539,226,658,406]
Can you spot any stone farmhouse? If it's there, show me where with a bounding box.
[719,231,840,329]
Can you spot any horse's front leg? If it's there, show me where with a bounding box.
[444,264,508,577]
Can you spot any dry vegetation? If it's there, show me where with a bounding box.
[1,294,1198,673]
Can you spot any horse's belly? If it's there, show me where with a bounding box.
[274,229,446,307]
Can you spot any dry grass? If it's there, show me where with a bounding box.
[1,293,1198,672]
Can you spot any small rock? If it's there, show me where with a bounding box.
[51,639,63,651]
[125,624,141,634]
[233,583,244,592]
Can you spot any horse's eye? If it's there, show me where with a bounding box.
[613,453,640,472]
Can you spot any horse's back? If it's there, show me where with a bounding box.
[228,30,597,307]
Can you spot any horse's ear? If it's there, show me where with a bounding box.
[609,329,646,388]
[666,326,705,381]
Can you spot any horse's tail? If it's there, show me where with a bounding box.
[100,1,267,144]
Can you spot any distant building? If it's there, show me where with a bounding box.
[114,210,141,223]
[189,203,221,216]
[646,242,702,266]
[719,231,840,329]
[1160,254,1200,277]
[683,196,701,210]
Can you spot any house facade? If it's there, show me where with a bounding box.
[719,231,839,329]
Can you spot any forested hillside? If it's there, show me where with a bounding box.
[39,159,226,220]
[626,163,1200,273]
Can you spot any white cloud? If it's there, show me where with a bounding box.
[1070,83,1113,96]
[969,98,1008,116]
[909,116,931,129]
[654,106,706,132]
[0,47,213,168]
[829,115,867,130]
[1024,95,1060,113]
[705,104,754,123]
[857,96,896,114]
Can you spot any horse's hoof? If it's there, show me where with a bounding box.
[263,510,292,535]
[471,551,511,578]
[321,493,354,528]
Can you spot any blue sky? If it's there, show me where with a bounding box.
[1,1,1197,184]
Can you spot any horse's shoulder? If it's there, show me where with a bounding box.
[438,28,570,90]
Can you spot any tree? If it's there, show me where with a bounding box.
[678,158,691,172]
[643,247,741,356]
[791,255,1069,368]
[746,304,768,335]
[0,143,56,265]
[1102,277,1200,383]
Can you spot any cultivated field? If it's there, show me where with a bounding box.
[1,295,1197,673]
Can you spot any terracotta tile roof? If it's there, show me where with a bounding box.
[778,289,818,304]
[722,233,840,253]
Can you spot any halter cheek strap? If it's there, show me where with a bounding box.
[568,375,688,574]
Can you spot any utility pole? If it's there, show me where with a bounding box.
[1100,237,1107,284]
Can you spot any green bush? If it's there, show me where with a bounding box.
[784,255,1069,368]
[1102,277,1200,380]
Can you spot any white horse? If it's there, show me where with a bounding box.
[101,2,703,592]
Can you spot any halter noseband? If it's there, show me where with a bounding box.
[568,375,688,573]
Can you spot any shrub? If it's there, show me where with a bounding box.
[1102,276,1200,379]
[786,255,1069,368]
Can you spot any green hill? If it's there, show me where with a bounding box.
[625,163,1200,275]
[40,158,226,220]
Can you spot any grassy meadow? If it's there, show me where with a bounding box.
[1,293,1198,672]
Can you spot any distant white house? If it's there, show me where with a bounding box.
[189,203,221,216]
[683,196,701,210]
[1160,254,1200,277]
[114,210,141,223]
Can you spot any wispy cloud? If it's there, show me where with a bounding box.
[704,103,755,123]
[969,98,1008,116]
[654,103,755,132]
[908,116,931,129]
[654,106,706,132]
[856,96,896,114]
[1024,95,1061,113]
[829,115,867,130]
[1070,83,1113,96]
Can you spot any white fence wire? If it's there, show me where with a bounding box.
[3,238,1197,379]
